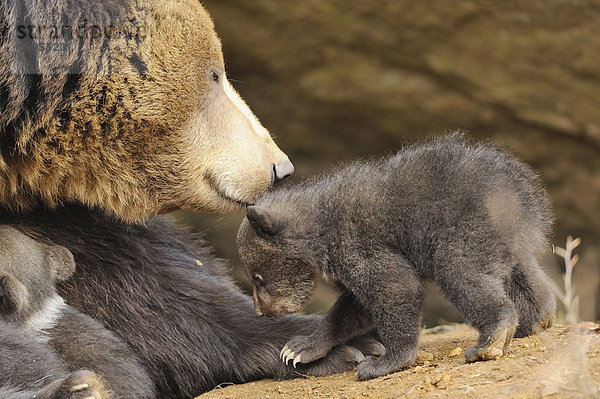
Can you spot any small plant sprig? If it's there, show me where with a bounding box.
[551,236,599,397]
[552,236,581,327]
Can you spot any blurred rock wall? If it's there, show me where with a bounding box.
[183,0,600,322]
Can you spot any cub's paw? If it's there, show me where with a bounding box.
[514,311,554,338]
[538,311,554,331]
[279,344,365,379]
[280,335,334,367]
[347,336,386,358]
[465,328,512,362]
[55,370,111,399]
[357,353,413,381]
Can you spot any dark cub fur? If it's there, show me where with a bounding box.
[237,134,555,380]
[0,226,154,399]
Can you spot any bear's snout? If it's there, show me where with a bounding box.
[271,159,295,187]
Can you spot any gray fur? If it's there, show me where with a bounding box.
[0,226,154,399]
[237,134,556,380]
[0,206,384,398]
[0,323,67,399]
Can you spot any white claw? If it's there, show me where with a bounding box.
[280,345,289,359]
[293,355,302,368]
[70,384,89,392]
[282,348,292,363]
[286,352,295,365]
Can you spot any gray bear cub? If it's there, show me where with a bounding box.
[0,226,155,399]
[237,134,555,381]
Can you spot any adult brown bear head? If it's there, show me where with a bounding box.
[0,0,292,221]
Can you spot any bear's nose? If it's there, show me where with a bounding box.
[271,159,294,186]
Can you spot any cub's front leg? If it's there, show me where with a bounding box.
[281,293,375,367]
[349,253,425,380]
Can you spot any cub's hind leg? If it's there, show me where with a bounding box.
[436,260,518,363]
[504,259,555,338]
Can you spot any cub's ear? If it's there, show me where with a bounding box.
[46,245,76,281]
[0,274,29,315]
[246,206,284,236]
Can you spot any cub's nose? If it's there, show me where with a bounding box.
[271,159,294,186]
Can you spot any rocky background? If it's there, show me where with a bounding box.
[177,0,600,323]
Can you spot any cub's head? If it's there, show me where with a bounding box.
[0,226,75,324]
[0,0,292,221]
[237,205,319,317]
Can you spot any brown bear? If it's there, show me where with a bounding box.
[0,0,293,222]
[0,1,379,398]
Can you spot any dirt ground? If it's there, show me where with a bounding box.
[198,324,600,399]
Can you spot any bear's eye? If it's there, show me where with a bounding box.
[252,273,264,287]
[209,69,220,84]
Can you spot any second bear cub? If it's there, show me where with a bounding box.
[0,225,155,398]
[237,135,556,380]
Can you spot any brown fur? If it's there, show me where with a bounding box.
[0,0,289,221]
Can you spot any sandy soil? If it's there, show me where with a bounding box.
[197,324,600,399]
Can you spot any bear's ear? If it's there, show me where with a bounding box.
[45,245,76,281]
[246,206,284,236]
[0,274,29,315]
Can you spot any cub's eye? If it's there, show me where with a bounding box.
[252,273,264,287]
[209,69,220,84]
